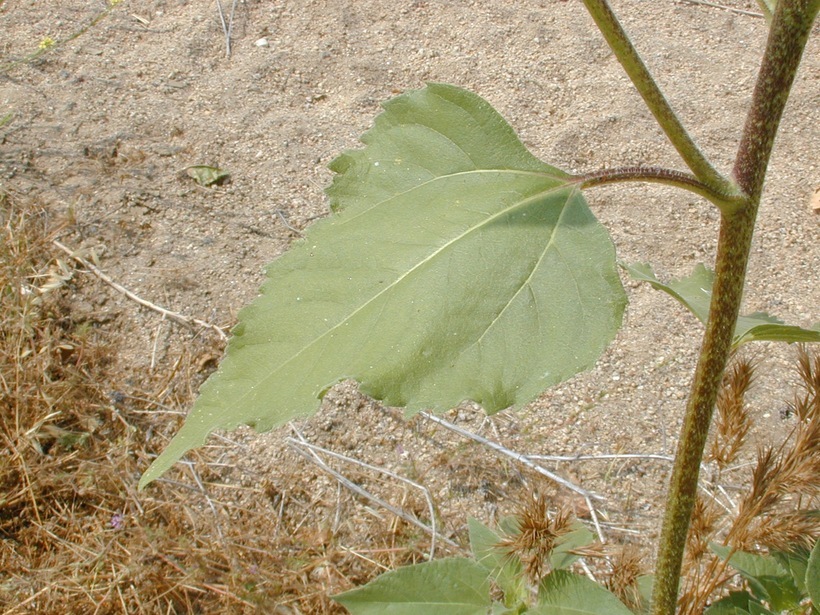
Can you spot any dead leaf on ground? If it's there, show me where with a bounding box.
[185,165,231,186]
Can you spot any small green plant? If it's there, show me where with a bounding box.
[138,0,819,613]
[334,351,820,613]
[332,509,819,615]
[334,498,617,615]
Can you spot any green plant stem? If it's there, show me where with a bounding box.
[576,166,743,209]
[580,0,740,201]
[651,2,819,614]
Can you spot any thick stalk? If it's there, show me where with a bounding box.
[576,166,744,209]
[580,0,739,199]
[651,2,819,614]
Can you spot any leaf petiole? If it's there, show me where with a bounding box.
[576,166,745,213]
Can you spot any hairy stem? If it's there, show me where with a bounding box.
[580,0,740,200]
[576,166,743,209]
[651,2,819,614]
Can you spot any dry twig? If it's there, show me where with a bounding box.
[53,239,229,341]
[215,0,238,57]
[420,412,602,501]
[678,0,764,17]
[288,427,460,556]
[421,412,607,543]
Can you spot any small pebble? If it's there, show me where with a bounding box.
[255,37,269,47]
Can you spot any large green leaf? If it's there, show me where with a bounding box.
[530,569,633,614]
[623,262,820,348]
[468,518,527,607]
[711,544,802,611]
[771,548,809,594]
[808,539,820,610]
[704,592,775,615]
[332,557,492,615]
[140,84,626,488]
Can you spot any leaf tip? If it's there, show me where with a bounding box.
[137,420,211,491]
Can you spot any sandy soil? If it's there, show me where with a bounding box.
[1,0,818,608]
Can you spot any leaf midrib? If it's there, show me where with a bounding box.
[335,167,568,227]
[236,169,573,405]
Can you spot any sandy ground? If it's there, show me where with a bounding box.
[1,0,818,606]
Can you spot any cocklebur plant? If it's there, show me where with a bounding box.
[333,524,819,615]
[335,351,820,614]
[138,0,820,613]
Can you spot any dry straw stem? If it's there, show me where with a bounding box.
[52,239,229,341]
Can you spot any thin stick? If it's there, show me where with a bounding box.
[679,0,764,18]
[150,321,164,371]
[1,584,52,615]
[586,497,606,544]
[288,441,453,554]
[578,558,597,583]
[288,428,459,553]
[527,453,675,463]
[275,209,304,235]
[215,0,230,57]
[527,450,743,539]
[293,437,440,557]
[338,545,391,571]
[227,0,237,51]
[53,240,229,341]
[420,412,603,501]
[288,430,452,555]
[215,0,238,58]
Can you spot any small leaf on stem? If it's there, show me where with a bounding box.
[622,262,820,348]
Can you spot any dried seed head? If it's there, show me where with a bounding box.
[708,357,755,468]
[685,496,722,567]
[499,493,576,583]
[794,346,820,423]
[606,545,646,612]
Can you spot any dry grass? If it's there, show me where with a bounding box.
[0,194,414,614]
